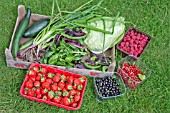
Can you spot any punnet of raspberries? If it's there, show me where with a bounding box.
[118,28,150,57]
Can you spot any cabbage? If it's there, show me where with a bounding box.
[84,17,125,54]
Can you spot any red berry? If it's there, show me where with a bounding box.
[137,50,141,54]
[131,31,134,36]
[134,44,138,50]
[139,47,143,51]
[137,33,141,37]
[122,46,126,51]
[119,46,122,49]
[141,34,145,38]
[136,36,140,40]
[145,36,148,40]
[133,52,138,57]
[137,45,142,48]
[120,42,125,47]
[129,51,133,54]
[131,36,136,39]
[134,40,138,44]
[125,42,129,47]
[58,82,65,89]
[46,78,53,84]
[129,40,134,44]
[36,94,42,99]
[35,88,41,94]
[130,48,135,52]
[123,38,127,42]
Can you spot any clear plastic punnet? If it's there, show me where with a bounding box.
[117,56,151,90]
[94,72,126,102]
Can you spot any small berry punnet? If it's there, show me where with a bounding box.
[117,56,151,90]
[117,27,151,58]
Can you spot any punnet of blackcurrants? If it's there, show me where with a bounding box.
[95,77,121,97]
[94,73,126,100]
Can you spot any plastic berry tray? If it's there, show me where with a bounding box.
[20,63,87,110]
[117,56,151,90]
[93,72,126,102]
[117,27,152,59]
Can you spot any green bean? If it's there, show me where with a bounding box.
[87,17,102,23]
[19,39,34,50]
[102,66,108,72]
[82,62,101,69]
[50,44,57,52]
[90,56,97,61]
[44,51,55,58]
[48,53,58,64]
[60,33,86,40]
[111,12,120,34]
[65,56,76,63]
[68,63,74,67]
[74,23,112,34]
[102,19,106,53]
[44,59,48,64]
[57,62,65,66]
[40,58,44,64]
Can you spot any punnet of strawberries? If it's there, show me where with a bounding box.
[118,62,146,90]
[118,28,150,58]
[22,65,86,108]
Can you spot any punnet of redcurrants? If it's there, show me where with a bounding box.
[95,76,121,97]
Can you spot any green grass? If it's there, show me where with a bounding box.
[0,0,169,113]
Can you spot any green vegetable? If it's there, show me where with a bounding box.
[65,56,76,63]
[74,22,112,34]
[44,51,55,58]
[19,39,34,50]
[32,0,104,50]
[60,32,86,40]
[48,53,59,64]
[84,17,125,54]
[90,56,97,61]
[138,74,146,81]
[24,19,50,38]
[44,39,87,67]
[102,66,108,72]
[82,62,101,70]
[44,59,48,64]
[12,8,31,58]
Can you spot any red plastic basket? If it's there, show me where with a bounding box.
[20,63,88,110]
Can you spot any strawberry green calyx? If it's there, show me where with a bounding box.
[63,91,69,97]
[48,90,54,96]
[42,96,47,100]
[60,75,66,81]
[48,73,55,78]
[70,95,74,99]
[68,86,72,90]
[77,85,83,90]
[55,91,62,96]
[43,88,48,93]
[79,77,85,83]
[76,91,81,95]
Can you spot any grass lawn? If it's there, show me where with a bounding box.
[0,0,169,112]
